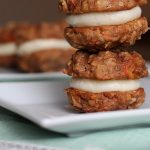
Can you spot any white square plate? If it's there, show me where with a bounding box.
[0,78,150,136]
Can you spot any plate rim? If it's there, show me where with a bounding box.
[1,97,150,128]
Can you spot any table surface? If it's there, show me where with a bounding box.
[0,107,150,150]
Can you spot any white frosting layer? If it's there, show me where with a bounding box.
[17,39,72,56]
[0,43,17,56]
[67,6,141,27]
[70,78,140,93]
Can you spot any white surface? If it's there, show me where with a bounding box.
[17,39,72,56]
[67,6,141,27]
[70,78,140,93]
[0,78,149,135]
[0,43,17,56]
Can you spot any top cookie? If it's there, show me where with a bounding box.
[0,22,18,43]
[14,21,67,44]
[59,0,147,14]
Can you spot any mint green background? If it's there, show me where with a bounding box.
[0,107,150,150]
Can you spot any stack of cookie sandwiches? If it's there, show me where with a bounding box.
[0,23,18,68]
[59,0,149,112]
[16,21,75,72]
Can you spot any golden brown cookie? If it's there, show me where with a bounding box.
[65,17,148,50]
[15,21,68,44]
[18,49,75,73]
[59,0,147,14]
[64,50,148,80]
[66,87,145,112]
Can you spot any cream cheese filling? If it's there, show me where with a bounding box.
[17,39,72,56]
[67,6,142,27]
[70,78,140,93]
[0,43,17,56]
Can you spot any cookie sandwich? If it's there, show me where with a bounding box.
[16,21,75,72]
[59,0,149,112]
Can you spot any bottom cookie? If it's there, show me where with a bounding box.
[0,55,17,68]
[66,88,145,112]
[18,49,75,73]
